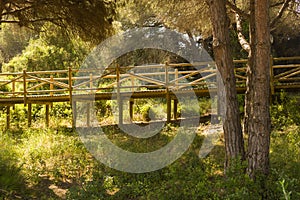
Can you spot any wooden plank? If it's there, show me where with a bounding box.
[26,74,69,89]
[235,74,247,80]
[280,70,300,79]
[27,82,47,91]
[128,72,165,86]
[26,69,68,75]
[0,75,23,88]
[274,67,300,79]
[273,64,300,69]
[27,89,68,94]
[169,71,199,84]
[23,70,27,105]
[273,56,300,61]
[178,73,217,89]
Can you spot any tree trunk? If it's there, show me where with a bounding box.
[245,0,271,178]
[207,0,245,170]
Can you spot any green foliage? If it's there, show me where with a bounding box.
[0,93,300,199]
[271,91,300,129]
[2,24,91,72]
[51,102,72,118]
[0,132,26,198]
[1,0,117,44]
[0,23,35,65]
[18,128,96,185]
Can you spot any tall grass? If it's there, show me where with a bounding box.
[0,93,299,199]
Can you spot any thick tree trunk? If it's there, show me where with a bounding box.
[207,0,245,169]
[245,0,271,178]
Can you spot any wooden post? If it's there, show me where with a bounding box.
[28,103,32,127]
[12,80,15,97]
[68,67,75,128]
[165,62,171,123]
[72,101,77,128]
[12,81,16,110]
[166,92,171,122]
[175,68,179,89]
[129,100,134,121]
[68,67,73,103]
[23,69,27,106]
[50,75,54,96]
[50,75,54,108]
[130,73,134,121]
[6,106,10,130]
[45,104,50,127]
[86,73,93,127]
[173,99,178,120]
[270,55,274,102]
[116,65,123,125]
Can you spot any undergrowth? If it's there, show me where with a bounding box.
[0,92,299,199]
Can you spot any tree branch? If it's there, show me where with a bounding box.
[270,0,292,28]
[2,5,34,16]
[1,17,62,25]
[235,13,250,53]
[271,1,285,8]
[226,0,250,19]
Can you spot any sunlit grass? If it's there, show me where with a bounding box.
[0,94,300,199]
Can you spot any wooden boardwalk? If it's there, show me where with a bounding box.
[1,56,300,128]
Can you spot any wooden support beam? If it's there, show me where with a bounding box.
[12,81,15,97]
[129,100,134,121]
[116,65,123,125]
[88,73,94,127]
[72,101,77,128]
[6,106,10,130]
[173,99,178,120]
[87,103,90,127]
[68,67,75,128]
[270,56,275,96]
[23,69,27,106]
[166,91,171,123]
[165,62,171,123]
[28,103,32,127]
[175,68,179,89]
[68,67,73,104]
[45,104,50,127]
[50,75,54,108]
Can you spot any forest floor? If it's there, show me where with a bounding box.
[0,118,299,199]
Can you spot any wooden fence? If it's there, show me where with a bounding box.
[1,56,300,129]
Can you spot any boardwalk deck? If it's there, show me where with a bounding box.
[1,56,300,128]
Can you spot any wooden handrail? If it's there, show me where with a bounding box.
[0,57,299,100]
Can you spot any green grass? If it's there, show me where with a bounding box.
[0,94,299,199]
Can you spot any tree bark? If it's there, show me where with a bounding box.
[245,0,271,178]
[207,0,245,170]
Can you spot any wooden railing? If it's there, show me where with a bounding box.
[0,62,219,100]
[1,56,300,129]
[1,56,300,102]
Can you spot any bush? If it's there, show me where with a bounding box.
[271,91,300,129]
[0,132,26,198]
